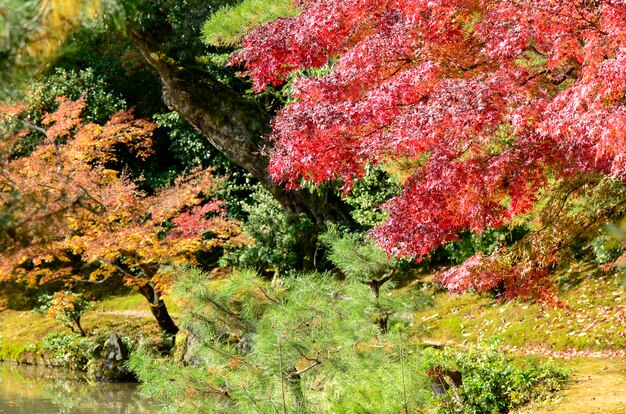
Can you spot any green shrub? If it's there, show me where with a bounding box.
[41,332,90,371]
[589,233,622,265]
[343,167,400,227]
[423,339,569,414]
[153,111,214,169]
[220,187,315,274]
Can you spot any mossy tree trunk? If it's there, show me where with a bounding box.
[128,29,354,228]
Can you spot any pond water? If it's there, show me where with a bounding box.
[0,363,159,414]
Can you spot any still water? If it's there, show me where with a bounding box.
[0,363,159,414]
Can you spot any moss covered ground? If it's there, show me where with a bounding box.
[410,264,626,413]
[0,293,178,364]
[413,265,625,352]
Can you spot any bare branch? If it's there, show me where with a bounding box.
[290,356,321,377]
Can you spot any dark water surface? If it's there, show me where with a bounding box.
[0,363,158,414]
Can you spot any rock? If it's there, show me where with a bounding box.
[172,330,201,366]
[106,333,128,362]
[91,332,136,382]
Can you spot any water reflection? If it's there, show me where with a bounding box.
[0,363,158,414]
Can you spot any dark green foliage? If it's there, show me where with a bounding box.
[603,221,626,287]
[154,111,214,168]
[153,111,255,207]
[343,167,401,228]
[145,110,218,190]
[220,187,314,274]
[57,27,164,117]
[129,0,234,64]
[423,339,569,414]
[437,226,528,266]
[28,67,126,124]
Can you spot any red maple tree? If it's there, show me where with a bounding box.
[235,0,626,299]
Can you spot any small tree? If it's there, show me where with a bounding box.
[319,225,421,332]
[0,97,245,334]
[39,291,91,337]
[130,266,433,414]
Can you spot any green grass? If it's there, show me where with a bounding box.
[96,293,148,311]
[96,292,180,314]
[412,264,626,351]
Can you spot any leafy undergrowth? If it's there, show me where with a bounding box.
[0,293,175,364]
[413,264,626,354]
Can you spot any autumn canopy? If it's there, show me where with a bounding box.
[0,97,243,333]
[236,0,626,298]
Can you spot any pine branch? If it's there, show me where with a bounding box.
[289,353,321,377]
[256,283,280,305]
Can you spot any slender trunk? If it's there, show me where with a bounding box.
[138,282,179,336]
[75,317,87,337]
[112,254,179,336]
[367,270,395,333]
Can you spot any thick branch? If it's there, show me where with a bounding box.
[366,268,396,298]
[128,29,354,226]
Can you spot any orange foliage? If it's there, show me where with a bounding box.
[0,97,244,296]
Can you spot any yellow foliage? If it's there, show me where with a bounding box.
[22,0,103,61]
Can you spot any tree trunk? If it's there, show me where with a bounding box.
[75,317,87,337]
[138,282,179,336]
[128,29,354,227]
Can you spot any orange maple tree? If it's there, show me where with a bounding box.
[0,97,244,334]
